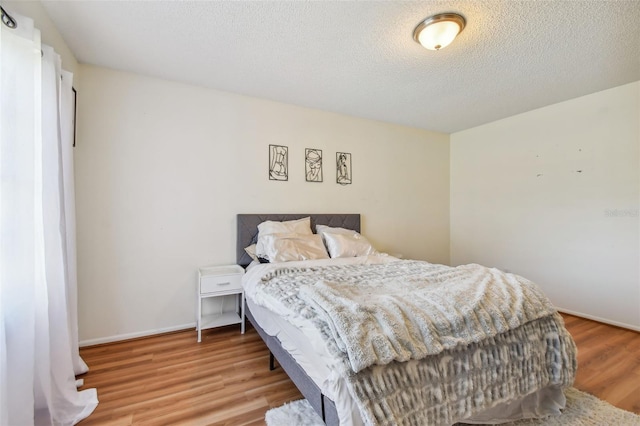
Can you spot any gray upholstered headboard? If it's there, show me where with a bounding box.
[236,214,361,267]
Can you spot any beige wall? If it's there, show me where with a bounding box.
[75,65,450,344]
[451,82,640,330]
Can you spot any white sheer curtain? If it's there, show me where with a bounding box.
[0,10,98,425]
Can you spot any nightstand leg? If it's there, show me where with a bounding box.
[197,295,202,343]
[241,292,245,334]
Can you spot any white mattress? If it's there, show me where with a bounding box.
[243,256,566,425]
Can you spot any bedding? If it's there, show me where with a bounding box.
[258,233,329,262]
[258,216,313,235]
[243,257,577,426]
[316,224,359,237]
[316,224,378,258]
[244,244,259,261]
[290,261,557,371]
[323,232,377,258]
[255,217,313,260]
[236,214,361,267]
[244,255,400,426]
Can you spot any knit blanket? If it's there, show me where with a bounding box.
[255,260,577,425]
[348,313,576,425]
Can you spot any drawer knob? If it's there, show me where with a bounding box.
[217,282,231,286]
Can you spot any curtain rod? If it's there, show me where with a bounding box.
[1,5,17,29]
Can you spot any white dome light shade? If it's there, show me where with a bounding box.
[413,13,466,50]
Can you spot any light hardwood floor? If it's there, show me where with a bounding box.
[561,313,640,414]
[77,313,639,425]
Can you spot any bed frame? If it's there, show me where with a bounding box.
[237,214,360,425]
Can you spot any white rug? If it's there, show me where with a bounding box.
[265,388,640,425]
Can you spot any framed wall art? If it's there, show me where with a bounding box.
[336,152,352,185]
[305,148,323,182]
[269,144,288,181]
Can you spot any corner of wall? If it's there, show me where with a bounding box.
[4,1,79,75]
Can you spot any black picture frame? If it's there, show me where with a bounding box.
[336,152,352,185]
[269,144,288,181]
[305,148,323,182]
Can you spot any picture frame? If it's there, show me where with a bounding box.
[269,144,288,181]
[336,152,352,185]
[305,148,323,182]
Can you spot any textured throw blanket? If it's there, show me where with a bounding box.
[255,260,577,425]
[299,262,556,372]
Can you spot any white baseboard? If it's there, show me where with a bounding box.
[556,307,640,332]
[79,309,639,347]
[79,322,196,347]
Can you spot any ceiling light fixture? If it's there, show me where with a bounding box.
[413,13,466,51]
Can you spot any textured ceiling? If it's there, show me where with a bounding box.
[40,0,640,133]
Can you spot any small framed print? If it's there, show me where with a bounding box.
[305,148,323,182]
[336,152,352,185]
[269,144,288,181]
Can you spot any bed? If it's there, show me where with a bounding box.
[237,214,577,425]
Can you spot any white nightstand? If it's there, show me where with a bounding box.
[197,264,245,342]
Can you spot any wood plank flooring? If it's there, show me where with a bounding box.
[77,324,301,425]
[77,313,640,425]
[561,313,640,415]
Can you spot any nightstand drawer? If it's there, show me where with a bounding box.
[200,273,242,294]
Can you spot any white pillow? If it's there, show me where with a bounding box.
[259,217,312,235]
[244,244,259,262]
[259,233,329,263]
[256,217,313,259]
[323,232,377,258]
[315,224,355,236]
